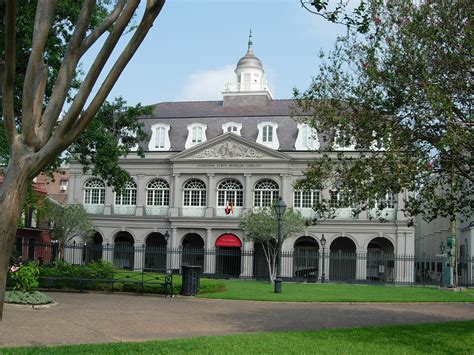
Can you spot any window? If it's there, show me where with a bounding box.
[84,179,105,205]
[262,125,273,142]
[217,179,243,207]
[146,179,170,206]
[155,127,166,149]
[115,181,137,206]
[333,129,356,151]
[295,123,320,150]
[222,122,242,135]
[294,190,320,208]
[330,190,354,208]
[254,179,279,207]
[377,192,396,209]
[59,180,68,192]
[149,123,170,151]
[183,179,206,207]
[185,123,207,149]
[256,122,279,149]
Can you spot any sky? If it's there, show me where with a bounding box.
[81,0,349,107]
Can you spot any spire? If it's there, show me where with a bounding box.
[247,29,253,52]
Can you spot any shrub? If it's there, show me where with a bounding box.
[5,290,53,305]
[10,262,39,292]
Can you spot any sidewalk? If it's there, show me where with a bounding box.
[1,292,473,348]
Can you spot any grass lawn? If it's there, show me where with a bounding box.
[198,279,474,302]
[3,320,473,354]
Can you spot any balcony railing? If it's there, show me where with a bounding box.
[113,205,136,215]
[368,208,396,220]
[223,82,273,95]
[145,206,169,216]
[295,208,318,220]
[182,207,206,217]
[215,206,243,217]
[84,204,105,214]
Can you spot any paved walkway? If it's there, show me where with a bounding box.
[1,292,473,348]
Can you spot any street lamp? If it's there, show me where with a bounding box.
[164,230,170,244]
[273,197,286,293]
[321,234,326,283]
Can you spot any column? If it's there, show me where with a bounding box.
[170,228,180,271]
[280,174,292,206]
[103,242,114,265]
[206,173,215,217]
[104,186,113,215]
[136,174,146,216]
[204,228,215,274]
[69,173,80,204]
[170,173,180,217]
[244,173,252,210]
[356,248,367,281]
[133,243,144,271]
[241,240,254,278]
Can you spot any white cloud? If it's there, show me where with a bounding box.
[177,65,235,101]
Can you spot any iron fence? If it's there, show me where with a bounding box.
[12,241,474,287]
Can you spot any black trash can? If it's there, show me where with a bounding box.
[181,265,202,296]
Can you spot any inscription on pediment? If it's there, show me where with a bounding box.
[191,141,265,159]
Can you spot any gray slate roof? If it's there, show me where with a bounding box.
[141,98,329,152]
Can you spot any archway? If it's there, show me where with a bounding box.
[145,233,167,271]
[367,237,395,282]
[329,237,357,281]
[215,234,242,277]
[294,236,319,281]
[85,231,103,263]
[253,240,276,281]
[113,232,135,269]
[181,233,204,269]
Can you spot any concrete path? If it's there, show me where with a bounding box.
[1,292,473,348]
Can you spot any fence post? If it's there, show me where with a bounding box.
[240,240,254,279]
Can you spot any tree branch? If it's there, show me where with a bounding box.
[21,0,57,150]
[38,0,96,146]
[65,0,165,141]
[81,0,128,55]
[2,0,18,147]
[58,0,141,137]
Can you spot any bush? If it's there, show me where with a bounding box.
[9,262,39,292]
[5,290,53,305]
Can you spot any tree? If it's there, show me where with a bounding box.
[295,1,472,285]
[239,207,305,282]
[0,0,165,320]
[46,201,94,259]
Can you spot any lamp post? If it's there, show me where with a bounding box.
[273,197,286,293]
[164,230,170,244]
[321,234,326,283]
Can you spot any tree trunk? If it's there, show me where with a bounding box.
[0,162,31,321]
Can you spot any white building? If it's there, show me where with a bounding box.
[68,35,415,283]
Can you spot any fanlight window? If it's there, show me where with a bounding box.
[84,179,105,205]
[254,179,279,207]
[217,179,243,207]
[115,181,137,206]
[146,179,170,206]
[183,179,207,207]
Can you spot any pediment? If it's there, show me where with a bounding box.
[169,133,291,161]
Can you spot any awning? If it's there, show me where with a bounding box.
[215,234,241,247]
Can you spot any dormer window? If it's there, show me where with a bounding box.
[148,123,170,151]
[185,123,207,149]
[295,123,320,150]
[222,122,242,135]
[257,122,279,149]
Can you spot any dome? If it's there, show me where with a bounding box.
[236,48,263,71]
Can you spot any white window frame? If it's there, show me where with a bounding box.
[185,123,207,149]
[115,181,137,206]
[148,123,170,151]
[295,123,320,150]
[146,179,170,206]
[256,122,279,150]
[217,179,244,207]
[84,179,105,205]
[293,189,320,208]
[222,122,242,135]
[183,179,207,207]
[254,179,279,207]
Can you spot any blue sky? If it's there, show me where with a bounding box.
[82,1,348,106]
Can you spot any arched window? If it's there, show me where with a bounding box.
[84,179,105,205]
[146,179,170,206]
[148,123,171,151]
[256,122,279,149]
[254,179,279,207]
[217,179,243,207]
[115,180,137,205]
[185,123,207,149]
[222,122,242,135]
[183,179,206,207]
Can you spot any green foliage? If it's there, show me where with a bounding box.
[65,97,151,192]
[46,201,94,245]
[5,290,53,305]
[239,207,305,281]
[9,262,39,293]
[294,0,473,224]
[39,260,115,280]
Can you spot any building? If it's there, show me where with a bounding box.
[68,35,415,283]
[35,169,70,205]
